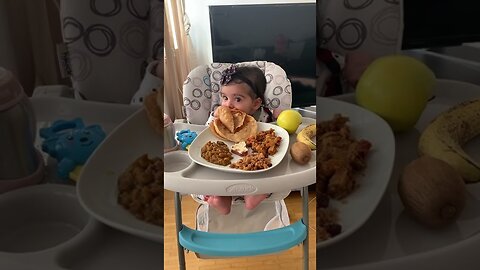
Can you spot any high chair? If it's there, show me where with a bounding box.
[182,61,292,125]
[184,60,292,239]
[33,0,163,104]
[166,61,313,269]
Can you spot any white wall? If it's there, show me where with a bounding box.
[185,0,315,68]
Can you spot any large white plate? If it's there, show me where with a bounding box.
[77,108,163,243]
[316,96,395,249]
[188,122,290,173]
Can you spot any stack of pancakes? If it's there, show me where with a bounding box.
[209,106,257,143]
[144,89,163,136]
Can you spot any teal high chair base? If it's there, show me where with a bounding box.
[174,186,310,270]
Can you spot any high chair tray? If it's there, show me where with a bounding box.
[179,220,307,257]
[318,79,480,270]
[164,118,317,196]
[0,96,162,270]
[0,184,162,270]
[32,96,140,184]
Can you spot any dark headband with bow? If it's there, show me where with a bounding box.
[220,64,237,85]
[220,64,263,101]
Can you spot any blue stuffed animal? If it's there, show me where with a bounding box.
[176,129,197,150]
[40,118,106,180]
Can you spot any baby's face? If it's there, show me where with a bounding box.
[220,83,261,115]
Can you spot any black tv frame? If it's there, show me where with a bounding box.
[402,1,480,49]
[209,3,316,108]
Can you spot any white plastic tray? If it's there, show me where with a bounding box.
[0,184,162,270]
[164,118,317,195]
[0,96,163,270]
[318,79,480,270]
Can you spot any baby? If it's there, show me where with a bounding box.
[203,64,274,215]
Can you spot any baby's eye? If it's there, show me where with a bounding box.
[222,96,228,101]
[235,97,242,102]
[66,135,74,141]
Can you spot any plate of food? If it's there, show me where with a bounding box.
[77,92,164,243]
[188,106,290,173]
[315,96,395,249]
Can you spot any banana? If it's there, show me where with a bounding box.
[418,99,480,183]
[296,123,316,150]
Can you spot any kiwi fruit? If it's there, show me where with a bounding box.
[290,141,312,165]
[398,155,466,228]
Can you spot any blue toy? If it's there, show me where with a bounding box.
[176,129,197,150]
[39,118,106,180]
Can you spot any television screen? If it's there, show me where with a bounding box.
[209,3,316,108]
[402,1,480,49]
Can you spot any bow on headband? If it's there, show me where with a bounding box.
[220,64,237,85]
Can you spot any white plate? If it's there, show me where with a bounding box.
[77,108,163,243]
[188,122,290,173]
[316,96,395,249]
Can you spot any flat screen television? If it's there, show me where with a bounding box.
[402,1,480,49]
[209,3,316,108]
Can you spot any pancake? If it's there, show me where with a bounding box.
[217,106,235,133]
[209,121,225,140]
[144,91,163,136]
[213,115,257,142]
[232,110,246,131]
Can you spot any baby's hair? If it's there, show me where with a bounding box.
[221,65,267,103]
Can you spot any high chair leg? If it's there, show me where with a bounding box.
[302,186,309,270]
[174,192,186,270]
